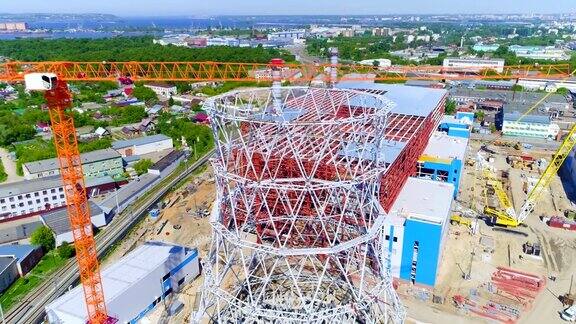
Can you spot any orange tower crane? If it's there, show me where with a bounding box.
[3,60,571,324]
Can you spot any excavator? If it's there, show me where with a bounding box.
[0,59,572,323]
[481,123,576,227]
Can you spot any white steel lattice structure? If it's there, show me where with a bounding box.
[194,87,405,323]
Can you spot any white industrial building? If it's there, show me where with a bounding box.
[502,112,560,139]
[112,134,173,157]
[22,148,122,180]
[45,241,200,324]
[0,176,66,220]
[143,83,177,98]
[267,29,306,40]
[443,57,505,73]
[518,78,576,93]
[382,177,454,286]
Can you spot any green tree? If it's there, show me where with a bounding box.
[132,86,158,103]
[133,158,153,175]
[511,84,523,92]
[445,99,457,115]
[556,87,569,96]
[57,241,75,259]
[168,96,175,106]
[0,158,7,183]
[30,226,55,251]
[474,111,485,122]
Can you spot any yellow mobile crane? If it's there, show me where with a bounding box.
[483,124,576,227]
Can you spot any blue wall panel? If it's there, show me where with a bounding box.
[421,159,462,198]
[400,219,442,286]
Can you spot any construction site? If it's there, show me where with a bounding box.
[0,51,574,324]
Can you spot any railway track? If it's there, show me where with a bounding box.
[4,151,214,324]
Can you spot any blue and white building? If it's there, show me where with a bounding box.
[45,241,200,324]
[417,131,468,198]
[382,178,454,286]
[438,114,472,139]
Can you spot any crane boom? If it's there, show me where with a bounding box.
[517,124,576,224]
[0,61,571,82]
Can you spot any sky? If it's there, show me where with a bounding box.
[1,0,575,16]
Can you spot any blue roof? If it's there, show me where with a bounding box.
[0,244,40,261]
[338,140,406,165]
[504,112,550,125]
[336,83,447,117]
[112,134,171,150]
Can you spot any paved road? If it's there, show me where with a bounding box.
[0,148,23,184]
[3,150,214,324]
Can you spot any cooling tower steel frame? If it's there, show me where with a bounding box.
[195,87,405,323]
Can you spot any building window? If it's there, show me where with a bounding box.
[17,195,22,200]
[0,199,4,204]
[60,194,65,199]
[10,204,15,209]
[44,198,49,202]
[59,188,63,192]
[34,192,39,197]
[52,196,57,200]
[36,199,41,204]
[9,197,13,202]
[18,203,24,207]
[50,189,56,193]
[25,194,31,198]
[42,190,47,195]
[178,277,185,286]
[27,201,32,206]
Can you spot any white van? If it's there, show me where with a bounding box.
[561,305,576,322]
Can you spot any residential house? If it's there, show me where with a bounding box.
[144,83,177,98]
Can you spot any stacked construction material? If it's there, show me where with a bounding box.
[491,266,546,309]
[453,267,546,323]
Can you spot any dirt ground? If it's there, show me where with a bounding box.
[101,167,215,323]
[400,138,576,324]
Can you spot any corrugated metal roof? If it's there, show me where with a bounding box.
[41,202,104,235]
[0,244,40,261]
[504,112,550,125]
[24,149,121,174]
[0,176,63,198]
[46,241,198,323]
[112,134,171,150]
[337,83,447,117]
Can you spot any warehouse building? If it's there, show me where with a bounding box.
[382,177,454,286]
[46,241,200,324]
[40,202,107,246]
[112,134,173,157]
[22,148,123,180]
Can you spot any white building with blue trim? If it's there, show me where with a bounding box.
[45,241,199,324]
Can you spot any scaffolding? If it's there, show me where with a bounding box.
[195,87,405,323]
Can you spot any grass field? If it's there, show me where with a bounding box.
[0,251,69,311]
